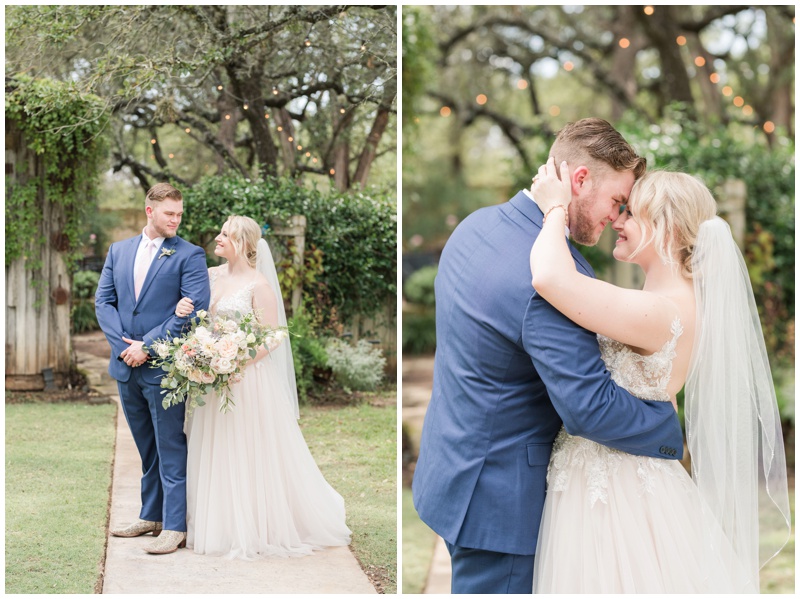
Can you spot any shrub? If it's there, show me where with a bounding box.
[324,338,387,392]
[403,265,437,307]
[402,308,437,355]
[287,306,329,403]
[71,270,101,333]
[181,174,396,331]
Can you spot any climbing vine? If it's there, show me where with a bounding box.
[5,74,108,273]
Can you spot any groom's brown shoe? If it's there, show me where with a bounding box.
[110,519,163,537]
[144,530,186,554]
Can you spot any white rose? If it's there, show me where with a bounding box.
[210,356,235,374]
[246,333,256,344]
[196,309,208,319]
[200,371,216,384]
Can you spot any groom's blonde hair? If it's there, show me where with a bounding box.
[225,215,262,268]
[550,118,646,182]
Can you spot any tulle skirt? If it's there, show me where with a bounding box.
[533,430,757,593]
[185,358,352,559]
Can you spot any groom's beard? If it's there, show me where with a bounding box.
[153,223,179,239]
[569,196,601,246]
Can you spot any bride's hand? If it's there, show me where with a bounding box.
[531,157,572,222]
[175,297,194,318]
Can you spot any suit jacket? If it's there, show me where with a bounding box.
[95,234,211,384]
[412,191,684,556]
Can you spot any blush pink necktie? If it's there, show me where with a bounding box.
[134,241,156,300]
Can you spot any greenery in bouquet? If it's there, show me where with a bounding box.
[146,309,288,413]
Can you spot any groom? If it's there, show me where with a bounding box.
[95,182,210,554]
[412,118,685,593]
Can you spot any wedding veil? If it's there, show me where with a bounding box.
[685,216,790,585]
[256,237,300,419]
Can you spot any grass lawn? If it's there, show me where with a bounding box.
[402,486,437,594]
[300,391,397,594]
[6,401,117,594]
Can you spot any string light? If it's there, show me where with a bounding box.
[709,73,720,84]
[297,145,303,150]
[742,105,753,116]
[288,136,294,142]
[676,36,687,46]
[277,126,283,131]
[264,114,270,119]
[564,61,574,71]
[329,168,336,175]
[243,103,249,110]
[644,6,654,15]
[217,85,223,91]
[549,105,561,117]
[722,85,733,96]
[733,96,744,107]
[476,94,487,105]
[517,79,528,90]
[340,108,346,114]
[225,114,231,120]
[440,106,451,117]
[272,86,279,95]
[168,153,174,159]
[150,139,157,145]
[305,151,311,157]
[312,158,318,163]
[304,38,311,47]
[763,121,775,133]
[694,56,706,67]
[619,38,630,49]
[185,128,191,133]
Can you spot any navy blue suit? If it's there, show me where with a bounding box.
[95,233,210,532]
[412,191,683,593]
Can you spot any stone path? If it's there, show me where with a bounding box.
[75,331,376,594]
[401,355,451,594]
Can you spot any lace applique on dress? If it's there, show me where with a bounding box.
[547,317,689,506]
[209,267,256,319]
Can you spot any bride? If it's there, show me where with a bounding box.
[528,160,790,592]
[174,215,351,559]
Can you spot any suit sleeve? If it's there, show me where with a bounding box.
[522,293,684,460]
[142,245,211,350]
[94,244,130,360]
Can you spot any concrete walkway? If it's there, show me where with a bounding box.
[76,332,376,594]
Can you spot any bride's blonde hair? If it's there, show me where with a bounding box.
[626,171,717,277]
[224,215,262,268]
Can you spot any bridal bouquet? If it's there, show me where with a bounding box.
[147,310,288,413]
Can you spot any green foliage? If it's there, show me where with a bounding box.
[181,173,397,328]
[5,75,108,275]
[288,307,330,404]
[403,265,437,308]
[402,6,438,135]
[324,338,387,392]
[70,270,101,333]
[402,308,437,355]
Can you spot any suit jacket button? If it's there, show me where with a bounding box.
[133,310,139,315]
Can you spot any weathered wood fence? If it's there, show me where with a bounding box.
[6,120,73,390]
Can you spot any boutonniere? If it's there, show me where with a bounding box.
[158,248,176,260]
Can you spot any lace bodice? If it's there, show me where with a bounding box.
[209,267,256,319]
[547,317,688,506]
[597,317,682,403]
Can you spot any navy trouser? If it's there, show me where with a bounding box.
[117,366,187,532]
[445,541,535,594]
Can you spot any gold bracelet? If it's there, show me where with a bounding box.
[543,204,568,224]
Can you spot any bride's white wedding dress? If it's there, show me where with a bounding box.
[533,318,757,593]
[185,268,351,559]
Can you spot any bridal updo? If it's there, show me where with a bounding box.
[224,215,262,268]
[626,171,717,277]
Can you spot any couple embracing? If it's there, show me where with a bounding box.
[413,118,790,593]
[95,183,351,558]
